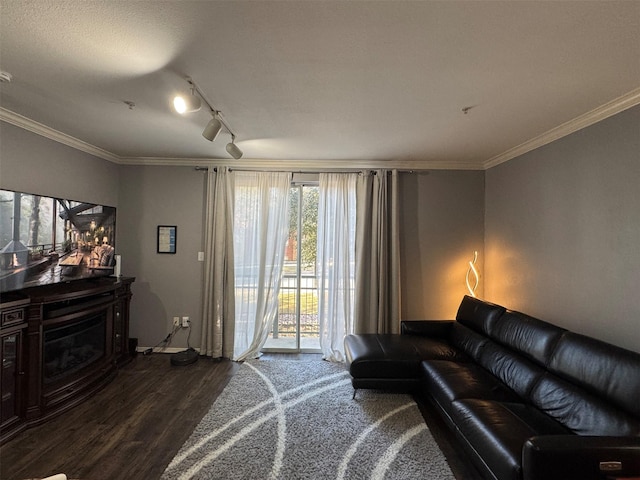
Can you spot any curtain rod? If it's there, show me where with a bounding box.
[194,167,428,174]
[195,167,368,174]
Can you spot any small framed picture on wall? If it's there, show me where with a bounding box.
[157,225,177,254]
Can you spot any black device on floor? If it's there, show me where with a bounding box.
[170,347,199,366]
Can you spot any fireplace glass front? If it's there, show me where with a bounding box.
[43,313,106,385]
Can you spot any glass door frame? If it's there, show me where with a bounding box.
[262,181,321,353]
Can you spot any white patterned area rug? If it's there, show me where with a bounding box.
[161,358,454,480]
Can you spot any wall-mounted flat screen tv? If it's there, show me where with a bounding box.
[0,189,116,294]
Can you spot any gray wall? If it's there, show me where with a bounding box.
[0,122,119,206]
[0,120,488,350]
[399,170,485,320]
[117,165,206,349]
[118,168,486,348]
[485,105,640,353]
[0,123,206,350]
[12,106,637,355]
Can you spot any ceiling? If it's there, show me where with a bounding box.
[1,1,639,170]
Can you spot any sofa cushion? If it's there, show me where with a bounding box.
[491,310,565,367]
[530,373,640,436]
[456,295,506,336]
[345,334,420,379]
[421,360,521,407]
[450,323,489,362]
[412,337,470,362]
[477,341,545,399]
[499,402,571,435]
[401,319,454,338]
[345,334,466,380]
[548,332,640,418]
[448,399,569,480]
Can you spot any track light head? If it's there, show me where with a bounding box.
[175,76,242,153]
[226,139,243,159]
[202,115,222,141]
[173,89,201,114]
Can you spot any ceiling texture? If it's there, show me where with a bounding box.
[1,1,639,170]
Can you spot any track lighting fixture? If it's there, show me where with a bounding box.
[173,85,201,114]
[226,135,243,159]
[173,76,243,159]
[202,114,222,142]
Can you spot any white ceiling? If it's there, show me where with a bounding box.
[1,1,639,170]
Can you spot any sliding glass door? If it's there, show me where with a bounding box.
[263,184,320,352]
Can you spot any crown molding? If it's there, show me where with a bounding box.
[4,86,639,172]
[482,86,640,170]
[118,156,483,171]
[0,108,121,163]
[0,108,476,170]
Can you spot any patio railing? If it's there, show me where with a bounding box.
[272,273,319,338]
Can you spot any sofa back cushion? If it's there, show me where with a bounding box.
[530,373,640,436]
[478,341,544,399]
[491,310,565,367]
[456,295,506,336]
[548,332,640,419]
[450,323,488,363]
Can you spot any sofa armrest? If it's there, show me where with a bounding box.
[523,435,640,480]
[400,320,454,338]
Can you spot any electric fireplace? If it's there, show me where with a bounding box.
[0,276,134,444]
[43,312,106,385]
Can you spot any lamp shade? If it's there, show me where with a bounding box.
[202,116,222,141]
[226,141,243,159]
[173,94,201,114]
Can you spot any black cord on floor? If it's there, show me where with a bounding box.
[153,325,180,350]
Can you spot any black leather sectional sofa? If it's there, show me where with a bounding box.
[344,296,640,480]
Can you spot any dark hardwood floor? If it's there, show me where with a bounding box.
[0,353,239,480]
[1,352,481,480]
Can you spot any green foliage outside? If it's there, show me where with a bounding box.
[0,191,62,250]
[288,186,319,269]
[277,290,318,314]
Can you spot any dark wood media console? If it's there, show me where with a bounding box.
[0,276,134,443]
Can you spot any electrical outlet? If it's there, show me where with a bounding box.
[173,316,180,327]
[182,316,190,328]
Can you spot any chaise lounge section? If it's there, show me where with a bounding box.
[344,296,640,480]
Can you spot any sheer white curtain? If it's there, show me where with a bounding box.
[200,167,235,358]
[317,173,357,362]
[355,169,401,334]
[232,171,291,361]
[201,168,399,362]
